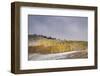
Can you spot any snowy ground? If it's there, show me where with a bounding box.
[28,50,88,60]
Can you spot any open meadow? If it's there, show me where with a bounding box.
[28,34,88,60]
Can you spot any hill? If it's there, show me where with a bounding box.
[28,34,88,54]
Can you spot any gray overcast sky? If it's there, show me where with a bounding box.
[28,15,88,41]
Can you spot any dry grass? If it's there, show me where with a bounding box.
[28,38,88,54]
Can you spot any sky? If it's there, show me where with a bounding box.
[28,15,88,41]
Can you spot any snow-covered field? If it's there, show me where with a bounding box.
[28,50,87,60]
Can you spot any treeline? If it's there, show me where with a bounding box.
[29,34,57,40]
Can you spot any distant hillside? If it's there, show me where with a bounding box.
[28,34,88,54]
[29,34,57,40]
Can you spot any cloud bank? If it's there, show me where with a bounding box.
[28,15,88,41]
